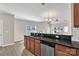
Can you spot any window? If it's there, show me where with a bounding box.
[26,25,37,35]
[27,25,31,30]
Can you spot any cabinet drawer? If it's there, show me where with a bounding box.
[55,50,72,56]
[55,44,76,55]
[66,47,76,55]
[55,44,66,51]
[35,39,40,43]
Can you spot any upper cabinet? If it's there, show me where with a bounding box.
[74,3,79,27]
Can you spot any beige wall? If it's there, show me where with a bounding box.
[14,19,38,41]
[36,22,50,33]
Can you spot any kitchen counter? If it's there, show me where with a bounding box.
[27,36,79,49]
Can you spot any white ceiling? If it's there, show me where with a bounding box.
[0,3,71,22]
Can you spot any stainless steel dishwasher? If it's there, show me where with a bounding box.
[40,40,55,56]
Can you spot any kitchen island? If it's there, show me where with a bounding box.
[24,33,79,56]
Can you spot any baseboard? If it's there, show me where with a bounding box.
[0,43,15,47]
[0,40,23,47]
[14,40,23,43]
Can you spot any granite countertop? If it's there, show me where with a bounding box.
[26,36,79,49]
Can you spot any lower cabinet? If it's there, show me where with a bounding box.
[26,36,30,50]
[34,39,41,56]
[77,49,79,56]
[30,38,35,54]
[24,36,41,56]
[55,44,77,56]
[55,50,72,56]
[24,36,79,56]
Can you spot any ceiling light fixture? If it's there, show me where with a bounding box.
[42,3,45,5]
[42,3,53,33]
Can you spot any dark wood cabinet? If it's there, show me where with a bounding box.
[24,36,79,56]
[74,3,79,27]
[77,49,79,56]
[55,44,76,56]
[24,36,41,56]
[34,39,41,56]
[26,36,30,50]
[55,50,72,56]
[30,38,35,54]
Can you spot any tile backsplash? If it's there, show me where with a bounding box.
[72,28,79,42]
[31,33,72,44]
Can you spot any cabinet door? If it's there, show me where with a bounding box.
[35,39,41,56]
[74,3,79,27]
[30,38,35,54]
[55,50,72,56]
[55,44,76,55]
[77,49,79,56]
[26,37,30,50]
